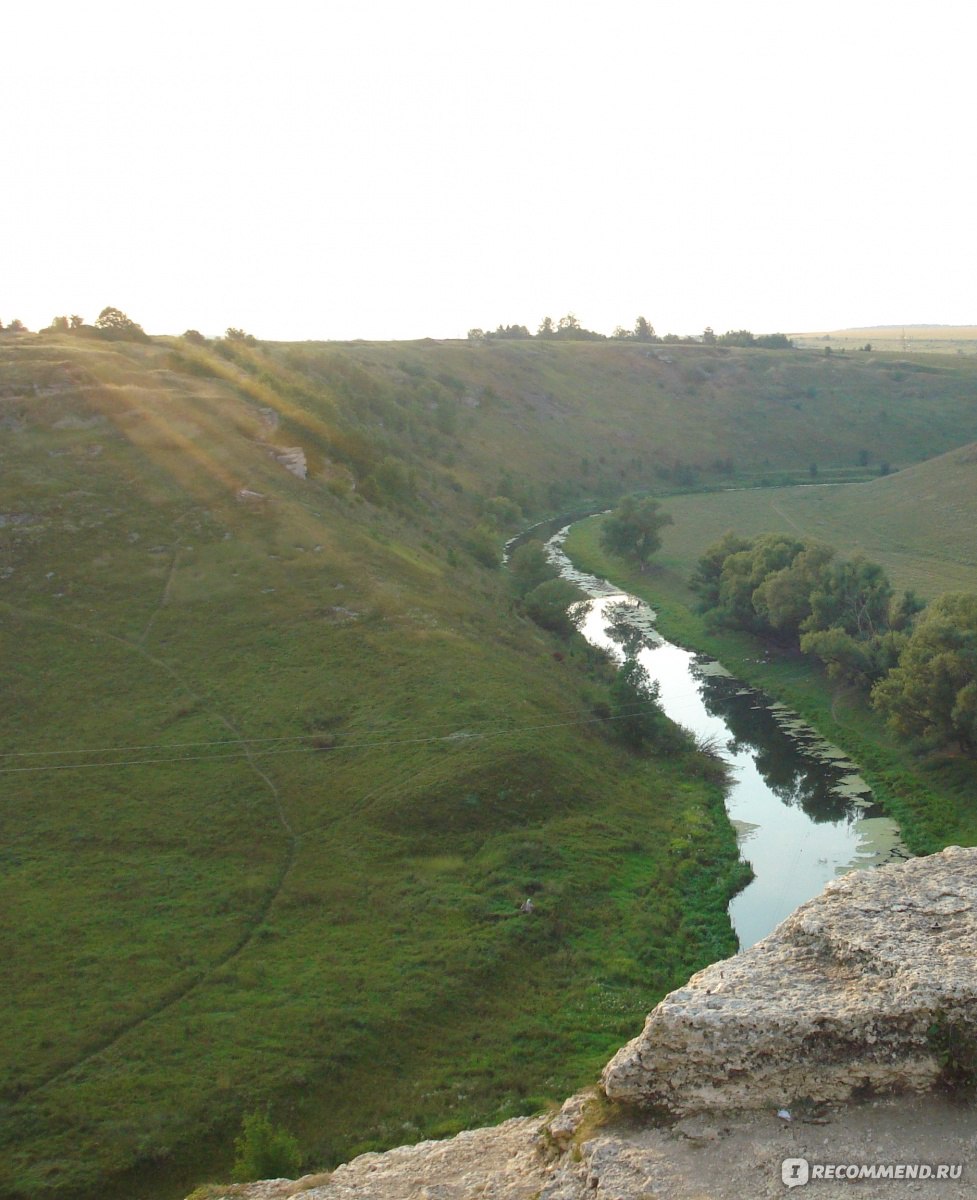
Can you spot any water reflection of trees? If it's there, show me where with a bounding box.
[694,667,861,824]
[603,614,647,659]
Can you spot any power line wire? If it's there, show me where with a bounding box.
[0,703,679,776]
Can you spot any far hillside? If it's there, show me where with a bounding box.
[304,337,977,500]
[792,325,977,356]
[648,442,977,603]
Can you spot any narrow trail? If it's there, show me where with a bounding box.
[768,498,808,536]
[2,599,300,1100]
[136,546,179,647]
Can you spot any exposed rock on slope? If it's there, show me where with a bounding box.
[195,848,977,1200]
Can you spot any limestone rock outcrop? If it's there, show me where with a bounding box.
[603,845,977,1113]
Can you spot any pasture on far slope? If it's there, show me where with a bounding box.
[651,444,977,604]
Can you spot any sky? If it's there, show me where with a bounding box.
[3,0,976,341]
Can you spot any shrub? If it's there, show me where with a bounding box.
[233,1109,302,1181]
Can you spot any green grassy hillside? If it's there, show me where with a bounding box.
[647,443,977,603]
[325,338,977,498]
[3,331,977,1198]
[0,334,741,1200]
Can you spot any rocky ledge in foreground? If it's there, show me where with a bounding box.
[193,847,977,1200]
[603,844,977,1113]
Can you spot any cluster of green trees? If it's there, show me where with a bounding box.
[508,539,585,638]
[38,307,149,341]
[692,532,977,756]
[468,319,795,348]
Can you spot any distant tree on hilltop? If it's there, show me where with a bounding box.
[95,307,148,341]
[225,327,258,345]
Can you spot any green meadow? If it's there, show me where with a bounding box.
[3,331,977,1197]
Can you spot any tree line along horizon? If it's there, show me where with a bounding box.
[0,308,795,349]
[470,315,794,348]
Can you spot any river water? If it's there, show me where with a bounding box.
[546,526,906,949]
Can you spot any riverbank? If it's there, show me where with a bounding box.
[563,516,977,857]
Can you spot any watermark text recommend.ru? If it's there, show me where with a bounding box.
[782,1158,964,1187]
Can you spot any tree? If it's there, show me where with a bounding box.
[806,555,893,638]
[6,318,27,333]
[523,578,586,638]
[225,326,257,345]
[95,306,148,340]
[608,657,687,752]
[509,539,556,598]
[872,593,977,755]
[752,541,834,637]
[233,1110,302,1181]
[690,531,752,610]
[633,316,657,342]
[537,316,556,338]
[599,496,673,571]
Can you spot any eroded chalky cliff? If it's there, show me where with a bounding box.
[193,848,977,1200]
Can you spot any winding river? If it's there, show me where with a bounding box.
[546,524,906,949]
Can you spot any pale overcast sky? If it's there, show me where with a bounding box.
[4,1,975,340]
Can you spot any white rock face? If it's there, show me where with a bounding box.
[603,845,977,1113]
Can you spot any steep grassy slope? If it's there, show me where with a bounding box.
[3,332,977,1199]
[323,339,977,497]
[0,335,741,1200]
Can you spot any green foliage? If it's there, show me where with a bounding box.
[751,541,834,637]
[361,456,416,506]
[466,524,501,567]
[600,496,673,572]
[233,1110,302,1181]
[608,657,690,753]
[872,593,977,755]
[689,530,752,610]
[565,513,977,857]
[691,530,934,694]
[509,539,557,598]
[807,556,894,638]
[225,326,258,345]
[927,1015,977,1093]
[522,577,585,637]
[94,305,148,341]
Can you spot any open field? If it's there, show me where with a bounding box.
[648,446,977,603]
[791,325,977,356]
[3,330,977,1198]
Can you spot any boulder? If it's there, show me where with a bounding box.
[603,845,977,1113]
